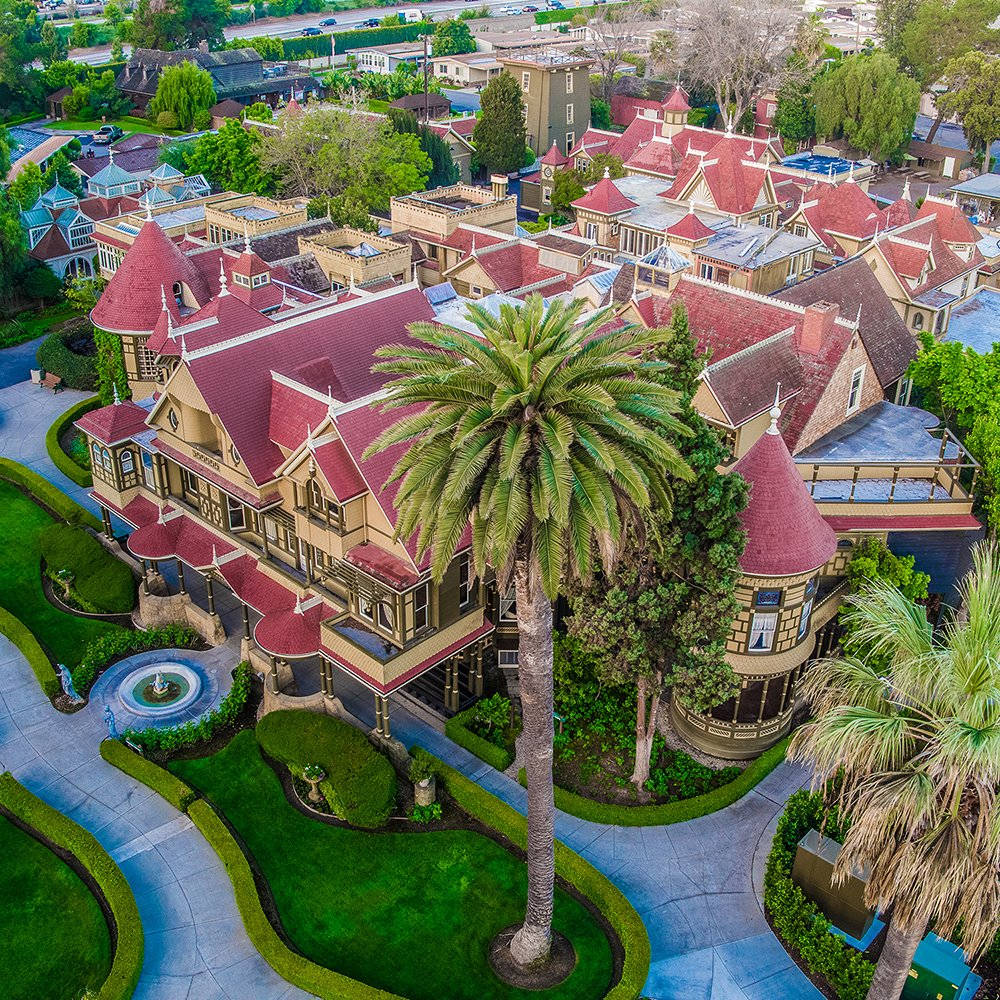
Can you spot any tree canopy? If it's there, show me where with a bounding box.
[431,18,475,56]
[164,119,276,194]
[387,108,459,188]
[473,71,527,176]
[149,61,216,131]
[814,51,920,160]
[937,51,1000,172]
[129,0,230,50]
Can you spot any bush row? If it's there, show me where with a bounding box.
[534,4,601,23]
[99,740,197,812]
[36,328,98,392]
[0,457,101,530]
[764,789,874,1000]
[0,772,144,1000]
[270,21,434,59]
[73,624,200,693]
[40,522,135,614]
[518,737,790,827]
[424,752,651,1000]
[122,662,253,754]
[45,396,99,487]
[187,798,405,999]
[256,710,396,828]
[444,703,515,771]
[0,606,60,698]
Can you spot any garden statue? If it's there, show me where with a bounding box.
[104,705,118,740]
[57,664,83,704]
[303,763,326,805]
[152,671,168,696]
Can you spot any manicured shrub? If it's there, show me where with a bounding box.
[0,457,101,530]
[764,789,874,1000]
[425,752,651,1000]
[39,522,135,614]
[191,108,211,131]
[0,606,59,697]
[73,624,199,693]
[45,396,99,488]
[99,739,197,812]
[155,110,179,129]
[0,773,144,1000]
[256,710,396,828]
[122,662,253,754]
[35,324,98,391]
[445,703,515,771]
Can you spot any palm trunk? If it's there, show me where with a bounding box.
[866,914,927,1000]
[630,671,661,788]
[509,556,555,967]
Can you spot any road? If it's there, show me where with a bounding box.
[67,0,596,65]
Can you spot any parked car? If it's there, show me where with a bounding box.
[92,124,123,145]
[301,25,321,35]
[549,1,565,7]
[498,4,520,12]
[318,16,337,25]
[522,4,539,10]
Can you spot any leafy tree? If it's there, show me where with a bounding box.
[177,119,276,193]
[306,194,377,232]
[570,305,744,788]
[875,0,921,61]
[590,98,611,129]
[431,18,475,56]
[472,71,527,175]
[791,544,1000,1000]
[225,35,283,60]
[582,153,623,183]
[64,274,105,313]
[70,21,92,49]
[128,0,184,49]
[549,168,585,215]
[814,51,920,161]
[43,151,83,196]
[94,328,129,404]
[40,21,68,67]
[0,0,43,114]
[7,161,45,210]
[388,108,459,188]
[243,101,272,122]
[21,262,62,304]
[901,0,1000,143]
[149,61,216,131]
[773,77,816,143]
[368,296,692,965]
[0,186,28,309]
[937,51,1000,173]
[0,125,9,180]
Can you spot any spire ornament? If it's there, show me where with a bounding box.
[767,382,782,435]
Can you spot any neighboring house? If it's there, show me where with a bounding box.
[116,47,322,112]
[430,52,502,88]
[19,181,110,279]
[353,42,427,74]
[424,117,477,183]
[5,133,77,183]
[209,98,246,128]
[389,92,451,122]
[907,139,973,181]
[46,87,73,119]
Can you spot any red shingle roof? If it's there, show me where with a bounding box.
[662,86,691,113]
[312,438,368,502]
[345,542,420,588]
[74,400,149,445]
[732,424,837,577]
[666,212,715,241]
[663,142,771,215]
[473,243,563,291]
[571,175,638,215]
[540,141,570,166]
[915,197,980,245]
[610,95,661,127]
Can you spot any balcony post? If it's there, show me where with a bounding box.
[140,559,150,595]
[269,656,279,694]
[177,559,186,595]
[449,658,461,711]
[757,678,770,722]
[242,602,251,639]
[381,695,390,738]
[474,646,484,696]
[205,574,217,616]
[888,466,899,503]
[848,465,859,503]
[100,505,114,539]
[731,683,742,723]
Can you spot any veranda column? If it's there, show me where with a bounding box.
[474,646,484,696]
[449,657,461,711]
[374,694,385,736]
[100,505,113,538]
[205,574,216,617]
[140,559,150,595]
[757,678,771,723]
[176,559,186,595]
[318,656,329,696]
[269,656,279,694]
[379,695,391,739]
[442,659,453,709]
[242,603,250,640]
[325,660,336,700]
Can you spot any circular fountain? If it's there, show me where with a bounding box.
[117,661,203,717]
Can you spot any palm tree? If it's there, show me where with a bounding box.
[789,544,1000,1000]
[367,294,692,966]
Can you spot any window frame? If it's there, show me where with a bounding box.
[747,611,779,653]
[847,365,865,414]
[458,552,471,608]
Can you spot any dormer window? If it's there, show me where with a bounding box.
[252,273,269,288]
[172,282,183,306]
[233,272,251,288]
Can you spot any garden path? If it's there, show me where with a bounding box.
[0,385,823,1000]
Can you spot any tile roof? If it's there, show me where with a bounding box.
[311,438,368,502]
[731,421,838,577]
[666,212,715,241]
[472,243,564,292]
[915,196,981,245]
[267,380,329,452]
[572,175,639,215]
[540,141,570,166]
[75,400,150,445]
[662,86,691,112]
[610,94,662,127]
[345,542,420,588]
[662,143,771,215]
[796,180,883,254]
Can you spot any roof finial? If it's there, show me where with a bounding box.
[180,329,188,361]
[212,544,219,567]
[218,257,229,296]
[471,232,477,256]
[145,198,153,223]
[112,382,120,406]
[160,284,168,312]
[901,175,911,201]
[856,301,862,326]
[108,145,114,166]
[848,160,856,182]
[767,382,782,435]
[603,165,610,179]
[926,183,931,201]
[294,593,304,615]
[243,221,252,254]
[157,504,167,525]
[349,272,356,292]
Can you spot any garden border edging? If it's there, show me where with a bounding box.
[45,395,99,487]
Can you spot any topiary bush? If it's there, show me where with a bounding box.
[156,110,179,129]
[256,710,396,828]
[35,323,98,391]
[39,522,135,614]
[763,789,874,1000]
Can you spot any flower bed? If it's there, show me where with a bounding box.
[72,624,199,693]
[444,694,518,771]
[45,396,99,488]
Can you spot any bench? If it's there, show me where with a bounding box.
[123,738,144,756]
[39,372,63,393]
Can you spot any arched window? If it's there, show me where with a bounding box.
[172,281,183,306]
[101,448,112,471]
[309,479,322,509]
[92,442,102,466]
[913,313,924,330]
[120,450,134,474]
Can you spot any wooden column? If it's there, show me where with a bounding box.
[242,603,251,640]
[443,660,452,709]
[205,574,216,616]
[448,658,460,712]
[757,678,771,723]
[176,559,186,595]
[374,694,385,737]
[731,682,742,723]
[140,559,150,595]
[474,646,484,696]
[100,505,113,538]
[269,656,279,694]
[380,695,390,739]
[779,670,794,713]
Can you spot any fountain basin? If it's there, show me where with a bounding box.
[118,661,203,717]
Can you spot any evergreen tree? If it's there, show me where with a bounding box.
[937,51,1000,173]
[0,126,10,180]
[549,169,585,215]
[180,119,276,193]
[7,162,45,210]
[387,108,459,188]
[570,304,746,789]
[148,61,216,131]
[40,21,68,67]
[472,71,527,175]
[94,329,129,404]
[0,186,28,310]
[431,18,475,56]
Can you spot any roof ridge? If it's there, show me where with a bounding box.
[705,325,797,370]
[682,273,807,314]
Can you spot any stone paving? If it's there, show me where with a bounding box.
[0,382,823,1000]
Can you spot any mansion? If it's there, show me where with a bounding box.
[75,139,986,758]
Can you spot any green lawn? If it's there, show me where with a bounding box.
[171,732,614,1000]
[0,479,122,668]
[0,303,83,351]
[45,116,184,137]
[0,814,112,1000]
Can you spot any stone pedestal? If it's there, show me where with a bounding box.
[146,571,169,597]
[414,776,436,807]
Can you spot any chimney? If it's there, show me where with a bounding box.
[490,174,508,201]
[797,301,839,355]
[197,40,210,54]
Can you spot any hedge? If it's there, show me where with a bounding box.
[187,798,404,1000]
[445,704,515,772]
[45,396,99,487]
[256,710,396,828]
[73,624,200,693]
[333,21,433,54]
[36,327,98,392]
[40,522,135,614]
[516,737,790,827]
[0,606,60,698]
[122,662,253,754]
[425,752,651,1000]
[764,789,874,1000]
[99,740,197,813]
[0,457,101,531]
[534,4,601,23]
[0,772,144,1000]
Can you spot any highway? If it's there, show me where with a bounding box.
[66,0,594,65]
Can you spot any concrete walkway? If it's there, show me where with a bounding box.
[0,383,821,999]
